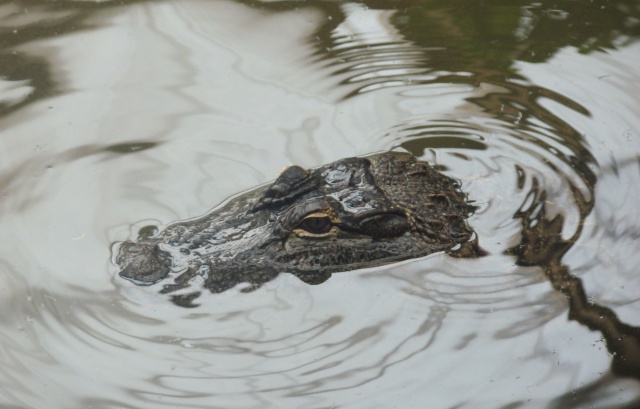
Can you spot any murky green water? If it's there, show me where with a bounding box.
[1,1,639,408]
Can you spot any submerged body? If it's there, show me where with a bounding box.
[116,152,479,296]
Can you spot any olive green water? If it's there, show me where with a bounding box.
[0,1,639,408]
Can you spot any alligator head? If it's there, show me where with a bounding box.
[115,151,479,298]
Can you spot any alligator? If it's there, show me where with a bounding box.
[115,151,480,299]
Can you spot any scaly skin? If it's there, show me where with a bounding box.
[116,151,479,296]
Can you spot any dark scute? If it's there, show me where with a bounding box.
[266,165,309,198]
[252,165,319,212]
[358,213,410,238]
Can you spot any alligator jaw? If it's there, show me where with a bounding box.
[116,242,171,285]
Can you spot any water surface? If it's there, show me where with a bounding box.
[1,0,639,408]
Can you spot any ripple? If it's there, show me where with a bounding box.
[307,3,472,100]
[0,0,639,408]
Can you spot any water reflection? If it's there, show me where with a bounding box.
[508,177,640,377]
[0,1,116,118]
[267,0,640,382]
[240,0,640,395]
[0,0,639,408]
[254,0,640,98]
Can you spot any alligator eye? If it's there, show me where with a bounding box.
[298,216,333,234]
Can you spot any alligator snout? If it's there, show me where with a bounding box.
[116,242,171,284]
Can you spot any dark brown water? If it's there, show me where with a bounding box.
[1,1,639,408]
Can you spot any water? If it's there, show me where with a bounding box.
[1,0,639,407]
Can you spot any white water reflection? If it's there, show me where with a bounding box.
[0,1,639,408]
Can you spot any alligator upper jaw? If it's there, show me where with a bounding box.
[116,241,171,285]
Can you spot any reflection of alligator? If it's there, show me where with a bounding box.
[116,152,480,299]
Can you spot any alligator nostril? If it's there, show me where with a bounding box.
[117,242,171,284]
[138,225,159,239]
